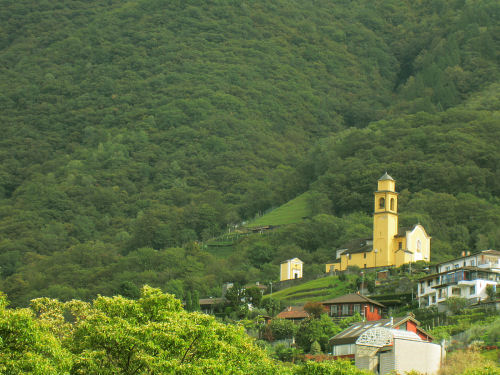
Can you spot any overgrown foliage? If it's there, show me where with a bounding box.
[0,287,374,374]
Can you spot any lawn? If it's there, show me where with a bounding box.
[264,275,356,305]
[247,192,312,227]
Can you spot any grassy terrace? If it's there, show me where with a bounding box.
[265,275,356,305]
[248,192,312,227]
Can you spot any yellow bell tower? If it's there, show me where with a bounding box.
[373,172,398,267]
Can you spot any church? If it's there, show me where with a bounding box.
[326,173,431,272]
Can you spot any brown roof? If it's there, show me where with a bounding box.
[276,306,310,320]
[321,293,385,308]
[199,298,225,306]
[329,315,432,345]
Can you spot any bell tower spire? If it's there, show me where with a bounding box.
[373,173,398,266]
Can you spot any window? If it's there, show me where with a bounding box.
[398,242,402,250]
[470,286,475,295]
[370,305,374,313]
[364,253,367,259]
[379,197,385,209]
[446,266,451,271]
[390,198,394,210]
[342,304,349,315]
[431,295,436,303]
[417,240,421,252]
[364,264,367,268]
[470,260,475,266]
[354,304,360,313]
[454,264,459,269]
[348,254,352,260]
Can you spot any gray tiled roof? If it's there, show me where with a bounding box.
[378,172,394,181]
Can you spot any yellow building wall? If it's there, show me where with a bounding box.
[280,262,288,281]
[406,225,431,262]
[280,259,303,280]
[378,179,395,192]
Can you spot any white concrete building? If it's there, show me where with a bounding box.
[418,250,500,308]
[436,250,500,273]
[355,327,443,375]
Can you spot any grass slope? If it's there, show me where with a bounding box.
[248,192,312,227]
[265,275,356,305]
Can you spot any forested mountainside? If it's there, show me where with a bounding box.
[0,0,499,305]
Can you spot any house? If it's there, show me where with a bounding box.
[326,173,431,272]
[355,327,442,375]
[321,293,385,321]
[435,249,500,273]
[417,250,500,309]
[275,305,309,322]
[199,297,225,315]
[280,258,303,281]
[329,314,433,358]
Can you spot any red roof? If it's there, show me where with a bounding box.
[276,306,309,320]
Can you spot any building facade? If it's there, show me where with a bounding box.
[322,293,384,321]
[417,250,500,308]
[280,258,303,281]
[326,173,431,272]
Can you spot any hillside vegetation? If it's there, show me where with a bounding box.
[248,192,313,227]
[0,0,499,305]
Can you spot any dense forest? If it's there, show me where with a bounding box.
[0,0,499,306]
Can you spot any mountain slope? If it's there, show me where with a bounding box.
[0,0,498,305]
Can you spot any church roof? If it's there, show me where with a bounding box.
[394,226,413,238]
[378,172,394,181]
[339,238,373,255]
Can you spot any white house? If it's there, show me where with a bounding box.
[355,327,443,375]
[418,250,500,308]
